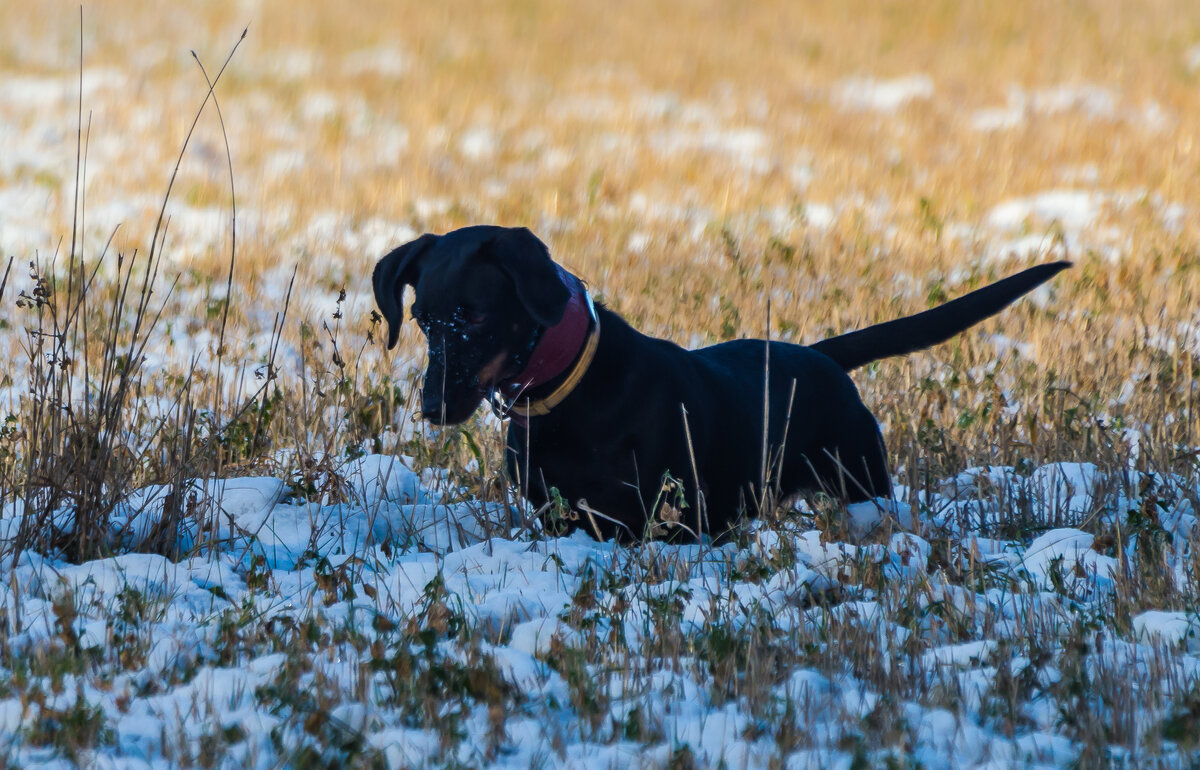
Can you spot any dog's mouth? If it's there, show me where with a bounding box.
[420,394,485,425]
[475,349,529,398]
[418,339,540,425]
[476,349,533,402]
[419,368,520,426]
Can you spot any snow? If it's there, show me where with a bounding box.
[648,127,770,171]
[1132,611,1200,652]
[834,75,935,112]
[341,47,412,78]
[459,126,498,160]
[970,83,1123,131]
[1027,462,1102,519]
[798,202,835,230]
[1020,528,1119,597]
[508,617,583,657]
[5,457,1193,766]
[844,497,915,539]
[987,190,1105,233]
[338,453,426,506]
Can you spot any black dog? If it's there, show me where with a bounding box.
[374,225,1067,540]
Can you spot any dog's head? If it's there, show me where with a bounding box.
[373,225,571,424]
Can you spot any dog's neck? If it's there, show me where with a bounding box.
[496,266,599,422]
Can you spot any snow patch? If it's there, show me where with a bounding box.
[1132,611,1200,652]
[835,75,934,112]
[987,190,1105,233]
[459,127,498,160]
[342,47,411,78]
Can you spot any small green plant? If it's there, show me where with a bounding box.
[365,574,520,758]
[24,683,115,761]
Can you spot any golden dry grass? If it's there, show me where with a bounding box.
[2,0,1200,490]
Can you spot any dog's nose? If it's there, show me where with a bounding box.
[421,394,446,421]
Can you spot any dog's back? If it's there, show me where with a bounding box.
[688,340,893,510]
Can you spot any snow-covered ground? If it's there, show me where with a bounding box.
[0,455,1196,767]
[1,5,1199,767]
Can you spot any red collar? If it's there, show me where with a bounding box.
[496,267,598,419]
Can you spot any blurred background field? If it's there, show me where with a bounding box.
[4,0,1200,494]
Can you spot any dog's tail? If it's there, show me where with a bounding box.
[809,261,1070,371]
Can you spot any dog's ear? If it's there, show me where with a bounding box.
[487,227,571,327]
[374,233,439,349]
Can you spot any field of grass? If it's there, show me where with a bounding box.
[1,0,1199,766]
